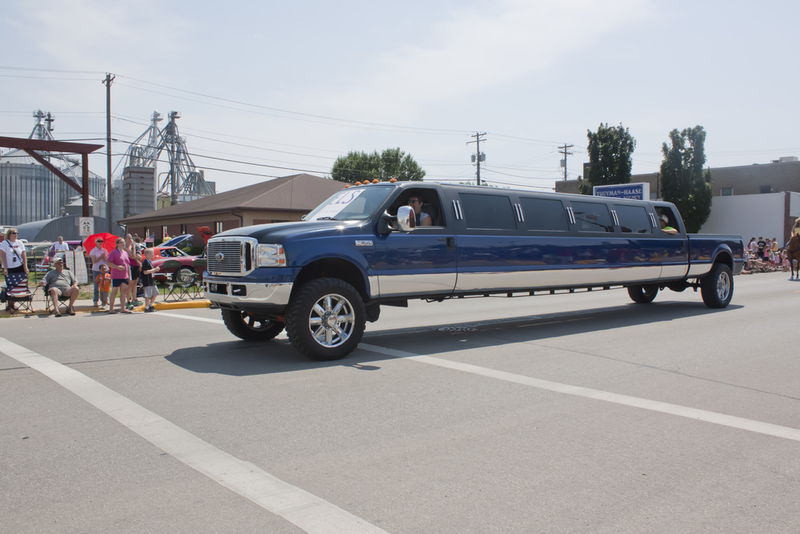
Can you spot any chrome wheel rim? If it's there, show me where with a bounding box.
[177,269,194,284]
[716,271,731,301]
[308,293,355,348]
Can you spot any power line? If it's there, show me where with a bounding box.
[115,75,466,134]
[0,65,106,74]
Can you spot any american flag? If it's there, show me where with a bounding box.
[4,273,29,296]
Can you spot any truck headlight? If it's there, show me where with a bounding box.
[256,244,286,267]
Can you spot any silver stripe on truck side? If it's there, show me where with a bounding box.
[454,265,663,292]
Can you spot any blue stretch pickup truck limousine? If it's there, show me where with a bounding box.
[204,182,745,360]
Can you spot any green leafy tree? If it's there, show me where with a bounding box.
[580,123,636,194]
[331,148,425,183]
[660,126,713,233]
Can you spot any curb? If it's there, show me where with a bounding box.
[134,300,212,312]
[2,299,212,318]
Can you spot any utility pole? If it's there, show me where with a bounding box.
[558,143,573,181]
[467,132,486,185]
[104,73,115,232]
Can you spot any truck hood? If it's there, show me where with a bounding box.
[214,220,367,243]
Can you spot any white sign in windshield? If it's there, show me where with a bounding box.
[306,189,366,221]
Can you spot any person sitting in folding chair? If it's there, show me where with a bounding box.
[40,257,79,316]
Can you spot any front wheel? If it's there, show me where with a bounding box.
[222,309,285,341]
[701,263,733,308]
[285,278,366,361]
[627,284,658,304]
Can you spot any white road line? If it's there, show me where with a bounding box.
[157,311,225,324]
[358,343,800,443]
[0,338,388,534]
[140,312,800,442]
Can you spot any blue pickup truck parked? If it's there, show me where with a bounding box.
[204,182,745,360]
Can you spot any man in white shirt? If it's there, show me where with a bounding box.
[49,236,70,257]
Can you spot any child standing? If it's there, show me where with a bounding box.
[140,248,160,312]
[94,264,111,307]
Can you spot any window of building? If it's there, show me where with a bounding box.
[614,204,651,234]
[519,197,569,231]
[459,193,517,230]
[161,226,169,240]
[720,188,733,196]
[215,221,224,233]
[570,201,614,233]
[760,185,772,194]
[180,224,187,234]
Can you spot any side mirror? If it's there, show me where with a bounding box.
[397,205,416,232]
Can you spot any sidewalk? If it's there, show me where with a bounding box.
[1,296,211,318]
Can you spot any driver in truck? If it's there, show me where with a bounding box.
[408,195,432,227]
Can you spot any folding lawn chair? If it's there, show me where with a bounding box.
[3,273,36,314]
[44,282,72,315]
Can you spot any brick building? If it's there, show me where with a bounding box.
[119,174,346,244]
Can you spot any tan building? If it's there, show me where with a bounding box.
[119,174,346,244]
[554,158,800,244]
[556,157,800,198]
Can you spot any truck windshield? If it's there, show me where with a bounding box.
[305,186,393,221]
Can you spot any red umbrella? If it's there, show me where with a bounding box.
[83,232,119,254]
[197,226,214,244]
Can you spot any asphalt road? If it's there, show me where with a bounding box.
[1,271,799,533]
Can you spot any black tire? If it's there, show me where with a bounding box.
[222,309,284,341]
[701,263,733,309]
[627,284,658,304]
[285,278,366,361]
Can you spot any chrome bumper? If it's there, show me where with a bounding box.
[205,281,293,307]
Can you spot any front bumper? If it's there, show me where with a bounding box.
[205,279,293,311]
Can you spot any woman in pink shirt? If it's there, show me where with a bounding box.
[106,238,131,314]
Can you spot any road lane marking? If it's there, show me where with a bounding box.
[157,311,225,324]
[146,312,800,442]
[358,343,800,443]
[0,338,388,534]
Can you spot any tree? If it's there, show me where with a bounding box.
[331,148,425,183]
[580,123,636,194]
[660,126,712,233]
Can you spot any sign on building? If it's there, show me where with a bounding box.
[593,182,650,200]
[79,217,94,237]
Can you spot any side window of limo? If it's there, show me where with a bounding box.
[614,205,652,234]
[570,201,614,233]
[459,193,517,230]
[392,190,446,227]
[519,197,569,231]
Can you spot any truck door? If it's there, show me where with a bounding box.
[652,203,689,280]
[371,189,457,298]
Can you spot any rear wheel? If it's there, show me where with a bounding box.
[627,284,658,303]
[222,309,284,341]
[285,278,366,361]
[701,263,733,308]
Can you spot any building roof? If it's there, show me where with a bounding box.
[120,174,345,223]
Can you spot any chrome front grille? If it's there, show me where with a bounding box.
[207,237,256,276]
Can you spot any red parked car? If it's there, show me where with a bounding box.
[149,246,206,284]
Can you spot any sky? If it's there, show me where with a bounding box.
[1,0,799,195]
